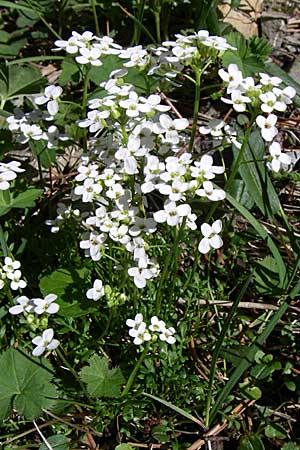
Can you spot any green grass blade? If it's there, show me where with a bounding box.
[226,193,287,288]
[7,56,64,66]
[205,274,252,426]
[143,392,204,427]
[209,298,290,424]
[0,0,36,13]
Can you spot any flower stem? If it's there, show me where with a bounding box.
[155,220,186,315]
[188,69,201,153]
[121,342,150,397]
[82,69,90,153]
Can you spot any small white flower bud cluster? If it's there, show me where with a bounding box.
[126,313,176,345]
[219,64,295,172]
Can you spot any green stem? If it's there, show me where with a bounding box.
[121,343,150,397]
[56,348,91,400]
[188,69,201,153]
[90,0,100,36]
[205,275,252,428]
[0,224,8,257]
[205,120,254,224]
[82,69,90,153]
[154,10,161,43]
[155,219,187,314]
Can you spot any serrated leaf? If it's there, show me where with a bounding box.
[238,433,265,450]
[0,348,57,420]
[80,356,124,398]
[265,424,286,439]
[222,32,265,76]
[39,435,69,450]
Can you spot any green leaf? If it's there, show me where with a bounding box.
[244,386,262,400]
[11,188,43,208]
[282,442,300,450]
[254,256,281,295]
[222,33,265,76]
[39,435,69,450]
[80,355,125,398]
[0,348,57,420]
[30,140,56,168]
[0,64,45,102]
[226,193,287,288]
[265,424,286,439]
[0,187,42,216]
[115,445,134,450]
[59,57,80,86]
[39,268,74,297]
[238,433,265,450]
[229,179,254,209]
[233,130,281,218]
[143,392,204,427]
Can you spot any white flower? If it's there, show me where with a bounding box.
[153,200,191,226]
[190,155,224,181]
[86,279,105,301]
[35,85,63,116]
[80,232,107,261]
[196,181,226,201]
[18,123,44,143]
[32,328,60,356]
[9,296,33,315]
[126,313,144,330]
[259,91,285,113]
[221,90,251,112]
[218,64,243,93]
[6,270,27,290]
[0,170,16,190]
[269,142,291,172]
[128,266,154,288]
[259,73,282,87]
[75,46,103,66]
[256,114,278,142]
[132,323,152,345]
[272,86,296,107]
[78,110,109,133]
[198,220,223,254]
[159,326,176,344]
[3,257,21,273]
[74,178,102,202]
[149,316,165,333]
[119,91,142,117]
[33,294,59,315]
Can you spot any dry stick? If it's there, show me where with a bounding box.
[159,91,183,119]
[2,421,56,446]
[187,400,255,450]
[43,409,103,437]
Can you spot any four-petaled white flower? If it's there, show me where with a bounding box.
[33,294,60,315]
[86,279,105,301]
[198,220,223,254]
[269,142,291,172]
[9,296,33,315]
[153,201,191,226]
[35,85,63,116]
[256,114,278,142]
[32,328,60,356]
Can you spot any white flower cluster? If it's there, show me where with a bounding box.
[45,202,81,233]
[8,292,60,356]
[219,64,295,172]
[0,161,24,191]
[126,313,176,345]
[72,70,225,288]
[0,257,26,291]
[7,90,68,148]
